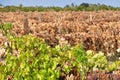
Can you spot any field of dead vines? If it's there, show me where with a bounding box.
[0,11,120,80]
[1,11,120,55]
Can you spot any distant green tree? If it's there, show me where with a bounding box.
[71,3,75,7]
[80,3,89,7]
[19,4,23,8]
[64,4,73,11]
[0,4,3,7]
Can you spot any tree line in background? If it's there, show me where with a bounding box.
[0,3,120,12]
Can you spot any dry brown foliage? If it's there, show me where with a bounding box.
[0,11,120,55]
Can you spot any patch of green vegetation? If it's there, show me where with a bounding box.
[0,3,120,12]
